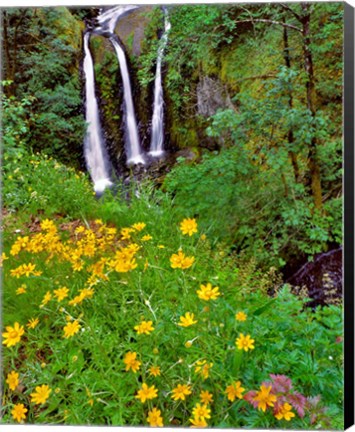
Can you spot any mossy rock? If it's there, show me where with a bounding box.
[115,6,154,57]
[175,147,200,163]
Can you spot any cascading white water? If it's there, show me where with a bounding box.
[95,5,145,166]
[96,5,138,34]
[83,32,113,194]
[149,9,171,157]
[111,37,145,165]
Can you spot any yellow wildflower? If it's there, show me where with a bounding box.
[11,403,28,422]
[123,352,141,373]
[125,243,140,255]
[235,333,255,352]
[192,403,211,420]
[27,318,39,329]
[135,383,158,403]
[10,263,40,278]
[225,381,245,401]
[194,360,213,380]
[40,219,57,233]
[54,287,69,302]
[0,252,8,267]
[2,322,25,347]
[134,320,154,335]
[190,416,208,428]
[235,311,247,321]
[79,287,95,300]
[197,283,220,301]
[72,259,84,272]
[141,234,153,241]
[9,267,23,278]
[254,384,277,412]
[171,384,192,401]
[121,227,134,240]
[147,407,164,427]
[27,234,45,253]
[30,384,51,404]
[10,236,29,256]
[132,222,146,231]
[63,320,81,338]
[68,294,85,306]
[180,218,198,236]
[200,390,213,405]
[178,312,198,327]
[170,250,195,269]
[16,285,27,295]
[109,251,137,273]
[275,402,296,421]
[149,365,161,377]
[40,291,52,308]
[6,371,19,391]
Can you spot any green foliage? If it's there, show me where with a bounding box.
[2,149,97,219]
[1,204,343,428]
[1,86,34,164]
[93,43,120,120]
[164,145,341,268]
[136,7,163,87]
[3,7,85,166]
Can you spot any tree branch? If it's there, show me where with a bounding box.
[234,19,302,33]
[280,4,302,22]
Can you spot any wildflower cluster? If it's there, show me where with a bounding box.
[2,216,335,427]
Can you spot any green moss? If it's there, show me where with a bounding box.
[218,29,285,97]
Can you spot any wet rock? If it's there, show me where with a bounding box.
[197,76,234,117]
[115,6,154,57]
[174,148,199,162]
[286,248,342,307]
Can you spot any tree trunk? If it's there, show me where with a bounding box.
[282,22,300,183]
[301,3,323,210]
[2,12,15,96]
[2,10,27,96]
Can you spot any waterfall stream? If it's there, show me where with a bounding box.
[96,5,145,166]
[83,5,171,191]
[97,5,139,34]
[111,36,145,165]
[149,9,171,157]
[83,32,113,194]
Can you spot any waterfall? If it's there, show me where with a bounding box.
[111,37,145,166]
[83,32,113,194]
[96,5,139,34]
[149,9,171,157]
[96,5,145,166]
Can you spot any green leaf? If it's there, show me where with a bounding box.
[252,298,277,316]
